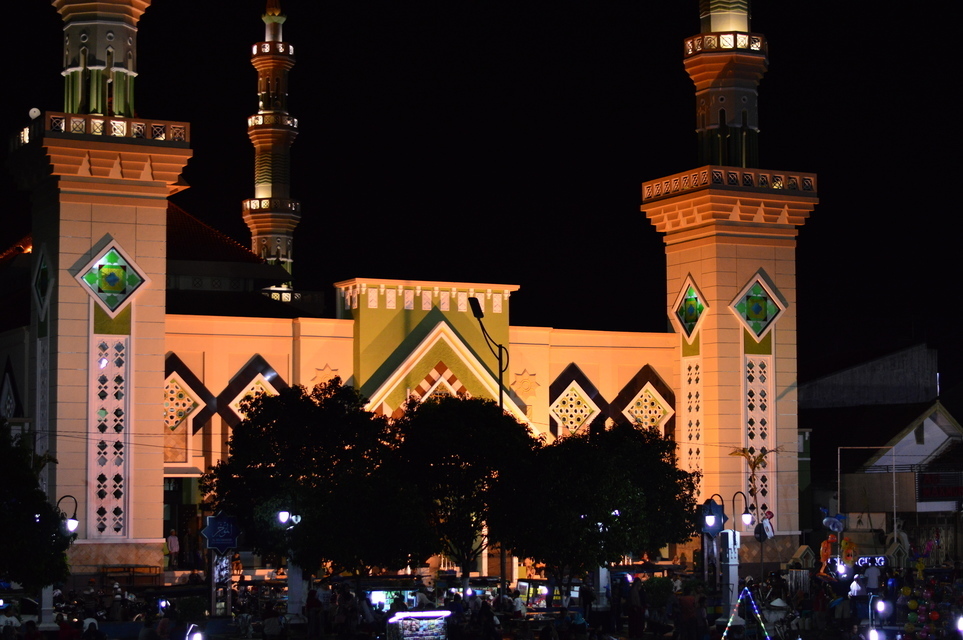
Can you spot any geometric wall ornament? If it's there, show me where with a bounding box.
[548,363,608,439]
[1,358,22,420]
[310,364,340,385]
[164,375,199,432]
[411,361,469,405]
[74,241,150,318]
[363,318,528,425]
[729,272,785,341]
[671,275,708,338]
[228,373,280,420]
[682,357,703,473]
[89,336,129,536]
[215,354,288,428]
[32,245,54,319]
[609,364,676,439]
[549,380,601,437]
[744,354,774,522]
[511,369,539,403]
[620,381,675,435]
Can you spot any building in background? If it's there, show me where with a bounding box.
[1,0,814,579]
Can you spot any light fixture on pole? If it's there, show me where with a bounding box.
[277,510,301,529]
[56,495,79,533]
[468,297,508,411]
[703,494,726,531]
[733,491,754,527]
[468,295,511,600]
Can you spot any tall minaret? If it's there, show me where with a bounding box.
[242,0,301,284]
[642,0,818,568]
[11,0,191,570]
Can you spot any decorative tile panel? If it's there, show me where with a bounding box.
[164,376,199,431]
[621,381,675,434]
[672,277,707,338]
[745,355,773,519]
[683,358,702,472]
[76,244,148,317]
[550,381,600,435]
[730,275,784,340]
[90,336,129,536]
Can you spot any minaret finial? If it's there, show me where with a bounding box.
[265,0,282,17]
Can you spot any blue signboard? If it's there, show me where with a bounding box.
[201,512,241,555]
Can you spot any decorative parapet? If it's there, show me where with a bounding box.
[684,32,766,57]
[643,166,818,234]
[334,278,520,318]
[642,166,817,203]
[12,111,189,152]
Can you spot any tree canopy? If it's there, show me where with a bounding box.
[201,378,434,576]
[0,425,75,592]
[490,422,699,590]
[395,396,540,587]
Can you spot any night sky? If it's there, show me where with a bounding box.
[2,2,957,402]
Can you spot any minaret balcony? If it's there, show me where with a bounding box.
[248,114,298,129]
[242,198,301,215]
[684,32,766,57]
[643,166,817,203]
[12,111,189,150]
[252,42,294,56]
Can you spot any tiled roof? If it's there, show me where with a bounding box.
[166,203,262,264]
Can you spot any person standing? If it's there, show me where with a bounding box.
[166,529,180,570]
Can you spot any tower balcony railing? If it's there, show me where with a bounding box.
[242,198,301,214]
[12,111,189,151]
[248,114,298,129]
[252,41,294,56]
[642,166,817,203]
[684,32,766,57]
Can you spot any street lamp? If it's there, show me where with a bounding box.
[56,495,79,533]
[733,491,754,527]
[277,510,300,528]
[468,297,508,410]
[468,295,510,599]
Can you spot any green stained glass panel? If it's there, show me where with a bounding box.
[79,245,146,312]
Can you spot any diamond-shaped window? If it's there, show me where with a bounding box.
[74,243,149,317]
[621,382,675,435]
[165,376,200,431]
[229,373,279,419]
[550,381,600,435]
[671,276,707,338]
[729,275,784,340]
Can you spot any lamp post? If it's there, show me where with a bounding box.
[40,495,80,629]
[277,510,304,616]
[56,494,80,533]
[702,494,726,590]
[468,296,510,598]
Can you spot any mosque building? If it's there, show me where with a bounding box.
[1,0,816,579]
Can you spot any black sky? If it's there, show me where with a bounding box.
[2,2,958,400]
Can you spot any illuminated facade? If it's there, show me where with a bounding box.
[0,0,814,576]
